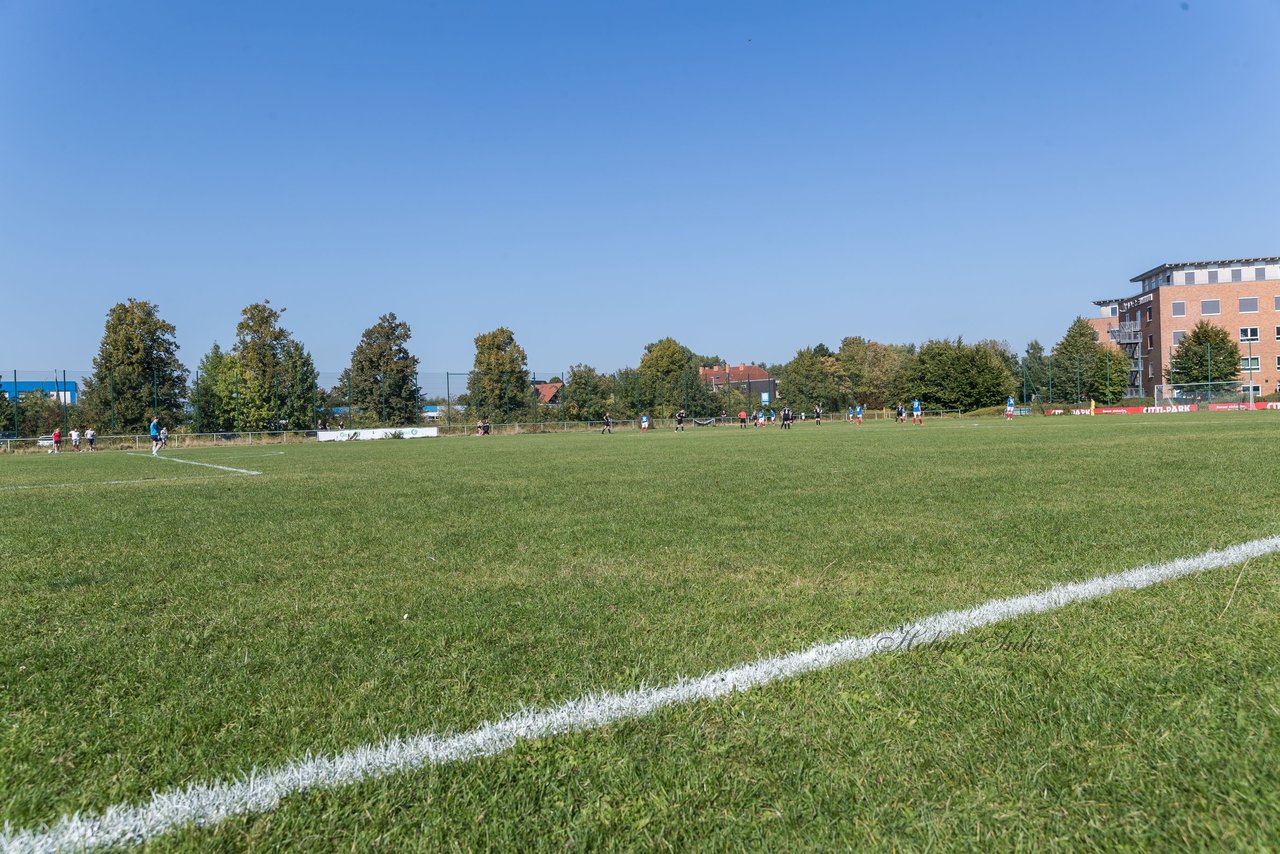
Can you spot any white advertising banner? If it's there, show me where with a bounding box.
[317,427,439,442]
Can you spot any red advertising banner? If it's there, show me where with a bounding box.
[1207,402,1280,411]
[1044,405,1199,415]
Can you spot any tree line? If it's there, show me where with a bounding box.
[1,299,1245,436]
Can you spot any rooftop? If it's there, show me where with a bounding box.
[1130,257,1280,283]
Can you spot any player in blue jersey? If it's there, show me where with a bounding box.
[911,399,922,426]
[1006,395,1016,421]
[855,403,863,426]
[149,417,162,455]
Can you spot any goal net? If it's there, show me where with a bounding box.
[1154,381,1252,404]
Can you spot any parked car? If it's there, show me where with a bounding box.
[36,435,54,447]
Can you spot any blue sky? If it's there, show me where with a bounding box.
[3,0,1279,376]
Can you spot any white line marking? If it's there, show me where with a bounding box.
[0,474,244,492]
[126,453,261,476]
[5,535,1279,853]
[168,451,286,460]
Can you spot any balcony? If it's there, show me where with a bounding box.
[1109,322,1141,345]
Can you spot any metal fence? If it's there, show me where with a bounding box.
[1,366,968,442]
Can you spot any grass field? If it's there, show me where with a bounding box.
[2,414,1279,850]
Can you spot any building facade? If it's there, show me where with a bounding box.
[1,379,78,404]
[1091,257,1280,397]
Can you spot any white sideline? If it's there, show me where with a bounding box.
[4,536,1279,853]
[126,453,262,476]
[0,474,244,492]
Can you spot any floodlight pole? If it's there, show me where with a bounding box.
[1249,339,1255,407]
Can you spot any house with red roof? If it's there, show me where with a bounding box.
[534,381,563,405]
[698,363,777,403]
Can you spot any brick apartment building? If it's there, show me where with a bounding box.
[1090,257,1280,397]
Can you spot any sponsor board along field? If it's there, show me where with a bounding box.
[2,413,1278,850]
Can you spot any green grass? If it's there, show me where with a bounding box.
[2,414,1279,849]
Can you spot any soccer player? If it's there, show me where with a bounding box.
[85,427,96,451]
[641,414,649,432]
[814,405,822,426]
[51,427,61,454]
[855,403,863,426]
[71,428,81,452]
[150,417,162,454]
[601,412,613,434]
[896,403,905,423]
[912,399,922,425]
[738,410,747,428]
[1006,395,1016,421]
[675,409,685,432]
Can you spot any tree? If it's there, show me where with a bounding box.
[636,338,715,416]
[1049,317,1127,403]
[17,391,65,437]
[562,364,614,421]
[226,301,319,430]
[277,339,321,429]
[80,299,188,433]
[836,337,915,408]
[776,347,851,412]
[898,338,1015,412]
[191,343,229,432]
[1167,321,1241,388]
[466,327,533,421]
[347,313,421,426]
[1019,340,1050,402]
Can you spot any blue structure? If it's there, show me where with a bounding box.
[1,379,79,404]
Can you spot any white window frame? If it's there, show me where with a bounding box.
[1241,356,1260,373]
[1240,327,1260,343]
[1201,299,1220,315]
[1171,301,1186,317]
[1240,297,1259,313]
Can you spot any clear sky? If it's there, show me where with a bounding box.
[3,0,1279,377]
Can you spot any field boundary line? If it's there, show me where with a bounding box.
[125,453,262,476]
[0,474,245,492]
[5,536,1280,852]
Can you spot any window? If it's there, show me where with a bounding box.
[1171,301,1186,317]
[1276,295,1280,310]
[1245,385,1261,396]
[1276,326,1280,341]
[1240,297,1259,313]
[1173,331,1187,345]
[1109,305,1118,317]
[1256,267,1267,281]
[1201,299,1220,315]
[1241,356,1260,373]
[1240,327,1259,342]
[1231,268,1243,282]
[1146,307,1153,322]
[1184,271,1196,285]
[1148,364,1154,378]
[1146,333,1154,349]
[1208,270,1219,283]
[1276,355,1280,371]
